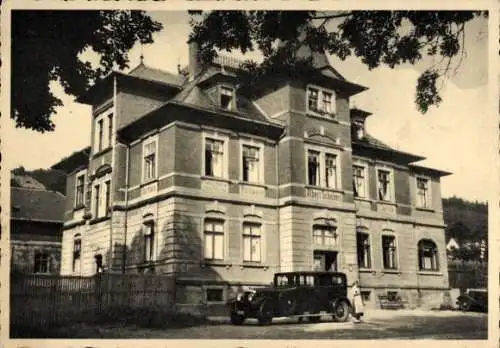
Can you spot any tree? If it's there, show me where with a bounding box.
[11,10,163,132]
[189,10,486,113]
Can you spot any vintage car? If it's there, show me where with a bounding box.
[456,288,488,313]
[227,271,353,325]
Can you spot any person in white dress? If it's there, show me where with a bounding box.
[351,280,364,323]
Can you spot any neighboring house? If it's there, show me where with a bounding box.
[446,237,460,251]
[60,36,452,311]
[11,174,47,190]
[11,187,66,274]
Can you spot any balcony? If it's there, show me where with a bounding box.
[305,186,343,202]
[377,201,397,216]
[354,198,372,211]
[239,182,266,199]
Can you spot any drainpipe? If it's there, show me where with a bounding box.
[121,143,130,273]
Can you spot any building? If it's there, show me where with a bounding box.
[11,186,65,274]
[60,37,451,311]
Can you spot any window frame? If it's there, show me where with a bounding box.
[312,225,338,247]
[74,169,87,209]
[72,234,82,273]
[381,233,399,270]
[205,286,225,304]
[376,166,395,203]
[306,84,337,116]
[203,219,225,261]
[34,252,50,274]
[356,231,372,269]
[240,140,265,184]
[418,239,439,271]
[92,175,112,219]
[142,135,159,183]
[93,108,113,155]
[242,222,262,263]
[352,162,369,199]
[202,132,229,179]
[305,145,342,190]
[219,85,235,111]
[415,176,432,209]
[143,221,156,263]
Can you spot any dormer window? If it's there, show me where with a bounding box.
[307,85,336,115]
[220,86,235,111]
[352,122,365,140]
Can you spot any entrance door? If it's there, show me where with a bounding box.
[313,251,338,271]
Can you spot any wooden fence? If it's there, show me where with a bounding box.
[448,261,488,291]
[10,273,176,330]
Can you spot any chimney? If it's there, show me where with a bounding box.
[188,39,202,80]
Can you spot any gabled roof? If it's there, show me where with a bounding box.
[11,187,66,223]
[50,146,91,174]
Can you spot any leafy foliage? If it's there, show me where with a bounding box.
[12,166,67,194]
[189,10,485,113]
[11,10,163,132]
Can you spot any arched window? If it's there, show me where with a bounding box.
[143,214,155,262]
[418,239,439,271]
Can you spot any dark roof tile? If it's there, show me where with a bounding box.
[11,187,66,223]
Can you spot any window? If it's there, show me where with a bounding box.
[357,232,371,269]
[307,150,320,186]
[377,169,393,202]
[75,172,86,207]
[418,239,439,271]
[73,235,81,273]
[206,288,224,302]
[93,179,111,219]
[313,226,337,246]
[416,177,430,208]
[307,85,336,115]
[205,138,225,178]
[143,138,157,182]
[307,150,339,188]
[242,145,261,183]
[382,235,398,269]
[353,165,367,198]
[93,109,113,154]
[352,122,365,140]
[144,223,155,262]
[325,154,337,189]
[107,113,113,147]
[97,119,104,152]
[361,291,371,302]
[204,220,224,260]
[243,223,261,262]
[34,252,50,273]
[220,86,234,110]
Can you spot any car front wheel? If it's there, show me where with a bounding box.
[230,312,246,325]
[331,301,350,322]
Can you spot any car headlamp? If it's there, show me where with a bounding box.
[248,292,255,301]
[236,293,243,301]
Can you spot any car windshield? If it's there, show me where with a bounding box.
[274,273,345,287]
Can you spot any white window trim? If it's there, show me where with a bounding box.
[352,161,369,199]
[93,107,113,154]
[91,174,111,219]
[375,166,395,203]
[381,232,399,271]
[239,139,265,184]
[415,175,432,209]
[202,131,230,180]
[241,221,265,263]
[74,169,87,209]
[306,84,336,116]
[202,217,227,261]
[312,224,339,248]
[141,135,159,183]
[356,230,373,269]
[143,221,157,262]
[305,144,342,190]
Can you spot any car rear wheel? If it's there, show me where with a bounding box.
[331,301,350,322]
[230,312,246,325]
[257,301,273,326]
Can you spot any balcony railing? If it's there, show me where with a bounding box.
[305,186,343,202]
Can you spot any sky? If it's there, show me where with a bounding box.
[6,11,492,202]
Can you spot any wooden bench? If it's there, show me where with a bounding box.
[378,295,405,310]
